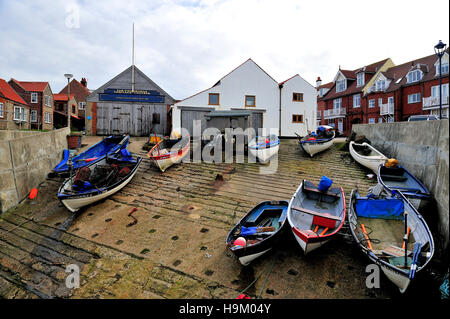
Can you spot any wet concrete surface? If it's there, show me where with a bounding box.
[0,137,446,299]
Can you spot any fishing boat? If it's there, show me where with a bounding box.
[51,134,130,176]
[226,200,289,266]
[147,134,190,172]
[347,186,434,293]
[377,163,431,209]
[349,141,388,174]
[57,150,142,213]
[298,125,335,157]
[287,179,346,254]
[248,134,280,163]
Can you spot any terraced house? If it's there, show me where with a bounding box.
[8,79,54,130]
[0,78,30,130]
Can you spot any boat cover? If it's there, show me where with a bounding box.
[355,196,404,219]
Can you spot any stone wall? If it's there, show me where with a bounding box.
[353,120,449,250]
[0,127,70,213]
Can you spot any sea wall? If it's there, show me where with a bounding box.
[352,120,449,250]
[0,127,70,213]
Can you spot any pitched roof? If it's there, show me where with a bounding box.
[16,81,49,92]
[59,78,91,100]
[0,78,28,105]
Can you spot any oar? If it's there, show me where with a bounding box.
[75,157,98,163]
[409,242,422,279]
[402,227,411,249]
[403,212,408,268]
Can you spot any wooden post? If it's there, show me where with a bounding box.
[404,212,408,268]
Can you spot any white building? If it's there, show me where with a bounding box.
[171,59,316,137]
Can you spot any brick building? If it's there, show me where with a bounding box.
[59,78,90,126]
[8,79,54,130]
[53,93,79,129]
[0,78,30,130]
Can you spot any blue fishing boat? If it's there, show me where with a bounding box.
[348,187,434,293]
[377,163,431,209]
[51,134,130,176]
[226,200,288,266]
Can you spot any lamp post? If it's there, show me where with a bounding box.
[434,40,447,119]
[64,73,73,128]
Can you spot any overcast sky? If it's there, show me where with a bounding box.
[0,0,449,100]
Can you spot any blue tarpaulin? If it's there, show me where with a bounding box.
[318,176,333,192]
[356,197,404,219]
[240,226,258,236]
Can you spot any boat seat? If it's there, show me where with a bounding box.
[303,186,340,198]
[381,174,408,182]
[292,206,340,229]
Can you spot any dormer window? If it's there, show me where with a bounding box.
[376,80,385,91]
[407,69,422,83]
[336,79,346,93]
[436,61,449,76]
[357,73,365,87]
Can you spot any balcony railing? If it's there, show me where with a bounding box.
[380,102,394,115]
[317,111,321,120]
[323,108,346,119]
[422,95,449,109]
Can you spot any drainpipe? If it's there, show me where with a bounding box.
[278,83,283,137]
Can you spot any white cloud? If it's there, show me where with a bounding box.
[0,0,448,99]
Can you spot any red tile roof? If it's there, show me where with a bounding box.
[17,81,49,92]
[0,78,28,105]
[53,93,75,101]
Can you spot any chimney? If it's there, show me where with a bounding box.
[316,77,322,88]
[81,78,87,87]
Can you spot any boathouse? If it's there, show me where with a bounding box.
[85,65,175,136]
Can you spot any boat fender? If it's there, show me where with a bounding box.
[29,188,38,200]
[233,237,246,248]
[385,158,399,168]
[307,137,316,141]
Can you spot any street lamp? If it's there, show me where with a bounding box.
[434,40,447,119]
[64,73,73,128]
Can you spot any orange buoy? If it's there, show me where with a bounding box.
[29,188,38,200]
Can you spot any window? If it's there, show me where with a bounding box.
[292,114,303,123]
[44,95,51,107]
[369,118,375,124]
[245,95,255,107]
[78,102,86,110]
[378,98,383,106]
[388,97,394,105]
[293,93,303,102]
[431,84,449,98]
[408,93,421,104]
[208,93,219,105]
[376,80,385,91]
[72,105,76,114]
[436,60,449,75]
[152,113,160,124]
[368,99,375,108]
[319,88,324,97]
[44,112,51,124]
[31,110,37,122]
[336,79,346,93]
[333,98,342,109]
[378,118,383,123]
[31,92,38,103]
[0,102,4,118]
[22,108,27,121]
[353,94,360,108]
[388,117,394,123]
[14,106,21,121]
[357,73,364,87]
[407,70,422,83]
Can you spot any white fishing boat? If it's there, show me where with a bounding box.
[298,125,335,157]
[248,134,280,163]
[349,141,388,174]
[58,153,142,213]
[148,135,190,172]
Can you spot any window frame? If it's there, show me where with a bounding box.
[31,92,38,103]
[44,95,51,107]
[44,112,51,124]
[0,102,4,118]
[292,92,304,102]
[78,102,86,110]
[208,93,220,106]
[357,73,364,87]
[292,114,303,123]
[31,110,37,122]
[333,98,342,109]
[245,95,256,107]
[368,118,375,124]
[13,106,22,121]
[336,79,346,93]
[407,70,422,83]
[407,93,421,104]
[353,94,360,108]
[368,99,375,108]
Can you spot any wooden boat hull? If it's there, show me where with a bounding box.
[226,200,289,266]
[58,157,142,213]
[347,189,434,293]
[248,135,280,163]
[349,141,388,174]
[287,180,345,255]
[377,164,431,210]
[148,135,190,172]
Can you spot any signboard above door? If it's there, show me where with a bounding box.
[99,88,165,103]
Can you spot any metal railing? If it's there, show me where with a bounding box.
[380,102,394,115]
[323,108,346,119]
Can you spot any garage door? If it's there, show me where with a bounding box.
[181,109,212,136]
